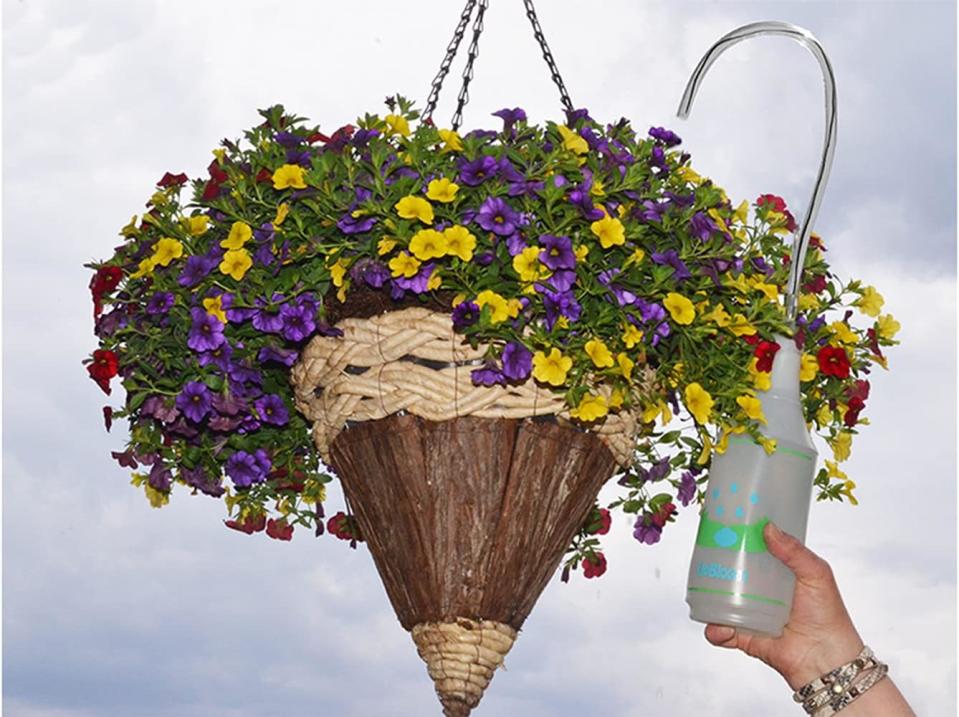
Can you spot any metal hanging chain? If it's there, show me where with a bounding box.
[522,0,574,116]
[423,0,479,123]
[451,0,490,131]
[424,0,576,128]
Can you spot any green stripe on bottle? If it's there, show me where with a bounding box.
[687,586,786,607]
[695,514,770,553]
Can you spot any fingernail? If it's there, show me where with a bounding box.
[767,521,784,539]
[713,626,735,641]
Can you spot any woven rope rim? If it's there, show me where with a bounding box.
[291,307,649,466]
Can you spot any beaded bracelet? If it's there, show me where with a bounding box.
[792,646,888,715]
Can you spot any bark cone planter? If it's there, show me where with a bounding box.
[292,307,643,714]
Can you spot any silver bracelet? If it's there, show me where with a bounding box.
[792,646,888,715]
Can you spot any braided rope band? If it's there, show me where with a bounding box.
[291,307,647,466]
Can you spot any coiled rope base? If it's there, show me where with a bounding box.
[412,619,517,717]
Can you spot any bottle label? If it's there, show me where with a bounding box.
[696,561,749,583]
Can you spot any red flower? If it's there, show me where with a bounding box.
[102,406,113,432]
[306,131,331,144]
[582,552,607,579]
[255,167,273,184]
[756,194,787,212]
[754,340,781,373]
[817,345,851,379]
[809,233,827,251]
[803,274,828,294]
[843,397,866,427]
[89,265,123,318]
[651,502,677,528]
[845,379,871,403]
[87,349,119,394]
[266,518,294,541]
[585,506,612,535]
[157,171,188,188]
[269,467,306,493]
[225,513,267,534]
[208,159,228,184]
[866,328,885,360]
[597,507,611,535]
[327,511,363,542]
[743,334,760,346]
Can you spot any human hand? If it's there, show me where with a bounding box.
[704,521,865,690]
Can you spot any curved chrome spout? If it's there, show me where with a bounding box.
[676,21,838,324]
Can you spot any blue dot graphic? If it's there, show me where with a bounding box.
[712,488,720,499]
[750,493,759,505]
[730,483,739,494]
[735,506,745,518]
[715,506,725,517]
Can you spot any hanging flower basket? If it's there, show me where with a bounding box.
[84,8,900,715]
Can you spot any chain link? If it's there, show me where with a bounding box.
[424,0,575,128]
[423,0,478,123]
[451,0,489,131]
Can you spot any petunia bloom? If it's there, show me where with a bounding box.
[590,215,625,249]
[442,226,476,262]
[582,552,607,579]
[501,341,533,382]
[476,196,521,236]
[532,348,572,386]
[663,293,695,325]
[817,345,851,379]
[187,307,225,352]
[538,234,576,270]
[272,164,307,190]
[409,229,448,260]
[395,195,434,225]
[684,382,714,425]
[176,381,213,423]
[426,177,459,203]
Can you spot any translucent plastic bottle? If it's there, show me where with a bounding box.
[686,337,818,636]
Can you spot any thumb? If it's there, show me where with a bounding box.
[764,521,832,584]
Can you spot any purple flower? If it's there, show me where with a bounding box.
[226,449,271,488]
[543,289,581,330]
[95,308,128,338]
[508,179,545,198]
[639,457,671,483]
[458,155,498,186]
[492,107,527,132]
[254,394,289,426]
[651,249,692,282]
[471,363,506,387]
[497,158,524,183]
[212,392,245,417]
[545,269,577,293]
[252,295,285,334]
[280,301,316,342]
[568,185,605,221]
[638,199,668,223]
[501,342,532,382]
[808,315,827,334]
[506,233,527,256]
[474,251,495,266]
[393,262,436,294]
[539,235,576,270]
[176,381,213,423]
[187,308,225,352]
[751,256,774,277]
[198,341,233,372]
[690,211,716,242]
[181,466,224,498]
[352,128,380,148]
[148,461,173,493]
[633,516,663,545]
[285,148,312,166]
[257,345,299,366]
[652,321,671,346]
[648,126,682,147]
[476,196,522,236]
[678,470,697,507]
[566,108,593,124]
[350,258,390,289]
[141,396,179,424]
[178,255,217,288]
[649,145,669,174]
[274,131,304,148]
[337,212,377,235]
[451,301,480,329]
[146,292,174,315]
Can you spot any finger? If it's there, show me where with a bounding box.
[764,521,832,584]
[704,624,739,649]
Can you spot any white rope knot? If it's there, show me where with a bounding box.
[291,307,645,465]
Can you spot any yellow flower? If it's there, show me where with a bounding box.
[608,388,625,409]
[816,403,834,427]
[388,251,421,278]
[427,270,443,291]
[151,238,184,267]
[130,256,156,279]
[452,293,466,307]
[829,321,858,345]
[120,215,139,237]
[825,459,848,481]
[272,164,307,190]
[725,273,751,294]
[556,124,588,154]
[733,200,749,225]
[569,393,608,422]
[676,166,702,185]
[574,244,589,262]
[532,348,573,386]
[426,177,460,203]
[395,195,434,225]
[590,178,606,196]
[624,247,645,267]
[443,225,476,261]
[186,215,210,236]
[748,358,772,392]
[475,290,510,324]
[506,298,523,318]
[788,355,813,385]
[697,433,713,465]
[384,114,410,137]
[622,324,644,349]
[664,292,695,325]
[584,339,614,368]
[684,382,714,425]
[203,295,227,323]
[752,280,779,303]
[617,352,634,381]
[728,314,757,337]
[219,249,253,280]
[708,208,730,235]
[513,246,548,281]
[831,431,852,462]
[758,437,778,455]
[877,314,901,339]
[700,303,731,327]
[437,128,462,151]
[222,221,253,250]
[143,482,170,509]
[409,229,448,260]
[798,293,820,312]
[590,215,626,249]
[329,258,348,287]
[840,480,859,506]
[736,394,766,424]
[378,237,398,255]
[856,286,884,317]
[274,203,290,226]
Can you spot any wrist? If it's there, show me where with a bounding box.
[782,629,865,691]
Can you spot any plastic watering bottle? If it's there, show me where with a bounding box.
[686,338,817,636]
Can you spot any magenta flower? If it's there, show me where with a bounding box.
[476,196,521,236]
[538,235,576,271]
[176,381,213,423]
[187,308,225,352]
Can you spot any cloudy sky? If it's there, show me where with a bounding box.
[3,0,955,715]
